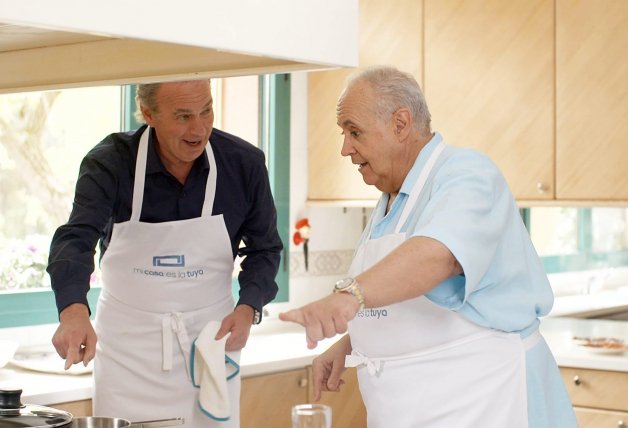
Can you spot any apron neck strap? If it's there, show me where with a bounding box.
[394,141,446,234]
[130,127,217,221]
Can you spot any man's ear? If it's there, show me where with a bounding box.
[393,108,412,140]
[140,104,154,126]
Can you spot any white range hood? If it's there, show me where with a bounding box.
[0,0,358,93]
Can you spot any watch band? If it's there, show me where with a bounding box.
[333,278,365,310]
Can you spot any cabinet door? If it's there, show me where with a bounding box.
[555,0,628,200]
[424,0,554,200]
[308,366,367,427]
[240,369,308,428]
[560,367,628,412]
[573,407,628,428]
[307,0,422,203]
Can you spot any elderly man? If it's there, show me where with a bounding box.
[280,66,576,428]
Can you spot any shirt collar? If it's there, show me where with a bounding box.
[398,132,443,196]
[145,127,210,175]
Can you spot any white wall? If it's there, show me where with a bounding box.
[263,72,369,320]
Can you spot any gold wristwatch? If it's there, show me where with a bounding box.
[333,277,365,310]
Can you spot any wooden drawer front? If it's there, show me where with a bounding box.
[49,399,92,417]
[560,367,628,411]
[574,407,628,428]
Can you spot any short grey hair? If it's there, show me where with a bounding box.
[134,83,162,123]
[133,79,212,123]
[346,65,432,135]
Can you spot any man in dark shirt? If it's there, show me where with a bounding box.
[47,80,282,427]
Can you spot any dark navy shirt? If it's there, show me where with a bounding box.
[47,125,282,315]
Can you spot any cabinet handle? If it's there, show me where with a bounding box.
[299,378,308,388]
[537,182,548,194]
[618,421,625,428]
[573,376,581,386]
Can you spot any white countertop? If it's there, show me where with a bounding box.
[0,322,337,406]
[3,296,628,407]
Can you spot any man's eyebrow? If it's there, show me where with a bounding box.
[338,119,358,128]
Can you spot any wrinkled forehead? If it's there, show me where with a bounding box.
[336,81,376,125]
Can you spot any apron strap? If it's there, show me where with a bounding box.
[161,312,193,379]
[395,141,446,234]
[130,127,217,221]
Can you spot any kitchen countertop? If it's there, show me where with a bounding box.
[3,295,628,407]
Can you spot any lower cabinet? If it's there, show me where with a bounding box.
[241,367,366,428]
[50,399,92,417]
[560,367,628,427]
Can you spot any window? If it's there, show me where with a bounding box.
[0,76,290,328]
[526,207,628,274]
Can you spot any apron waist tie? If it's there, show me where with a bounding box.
[345,351,383,376]
[162,312,193,379]
[347,329,541,378]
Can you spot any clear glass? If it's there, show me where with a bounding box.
[591,207,628,252]
[529,207,578,256]
[291,404,332,428]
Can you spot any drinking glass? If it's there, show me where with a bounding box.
[291,403,332,428]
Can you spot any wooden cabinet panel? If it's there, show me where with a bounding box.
[50,399,92,417]
[308,0,422,202]
[240,369,308,428]
[560,367,628,412]
[555,0,628,200]
[574,407,628,428]
[424,0,555,200]
[309,367,367,428]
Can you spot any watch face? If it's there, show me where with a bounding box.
[335,278,354,290]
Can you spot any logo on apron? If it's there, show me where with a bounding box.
[153,254,186,267]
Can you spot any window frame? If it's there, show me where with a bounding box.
[0,77,290,328]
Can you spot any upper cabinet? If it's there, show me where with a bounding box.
[425,0,555,201]
[307,0,422,204]
[0,0,358,93]
[555,0,628,200]
[308,0,628,204]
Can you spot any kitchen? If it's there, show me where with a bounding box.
[1,0,628,427]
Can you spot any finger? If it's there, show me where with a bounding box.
[278,309,305,326]
[327,361,346,391]
[215,317,234,340]
[306,336,318,349]
[64,345,81,370]
[83,336,97,367]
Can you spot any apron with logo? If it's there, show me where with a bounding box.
[93,127,240,427]
[346,142,537,428]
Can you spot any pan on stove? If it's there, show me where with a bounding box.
[0,389,183,428]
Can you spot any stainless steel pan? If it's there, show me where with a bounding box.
[70,417,184,428]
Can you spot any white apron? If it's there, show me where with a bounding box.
[346,142,536,428]
[93,128,240,427]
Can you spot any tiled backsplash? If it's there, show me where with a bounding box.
[289,249,355,277]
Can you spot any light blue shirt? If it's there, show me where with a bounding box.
[362,132,552,336]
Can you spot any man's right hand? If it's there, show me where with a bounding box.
[51,303,97,370]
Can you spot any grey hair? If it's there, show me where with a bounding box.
[134,83,162,123]
[133,79,212,123]
[346,65,431,135]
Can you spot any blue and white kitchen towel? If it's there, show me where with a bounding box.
[190,321,240,421]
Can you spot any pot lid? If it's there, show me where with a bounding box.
[0,389,73,428]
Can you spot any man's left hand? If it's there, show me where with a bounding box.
[215,305,254,351]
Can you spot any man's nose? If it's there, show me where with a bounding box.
[340,137,355,157]
[189,116,209,134]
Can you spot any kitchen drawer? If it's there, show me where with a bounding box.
[49,399,92,417]
[574,406,628,428]
[560,367,628,412]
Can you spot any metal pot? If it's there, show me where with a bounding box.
[0,390,183,428]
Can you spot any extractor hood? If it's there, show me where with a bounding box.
[0,0,358,93]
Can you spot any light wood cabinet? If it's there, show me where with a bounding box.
[555,0,628,200]
[240,369,309,428]
[424,0,555,201]
[240,367,367,428]
[560,367,628,428]
[307,0,628,204]
[49,399,92,417]
[307,0,422,203]
[309,367,367,428]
